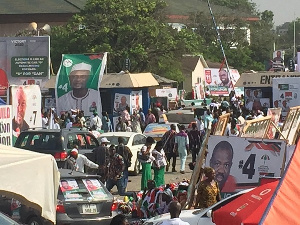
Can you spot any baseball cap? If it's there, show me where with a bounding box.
[101,137,110,143]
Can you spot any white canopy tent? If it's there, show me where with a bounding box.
[0,144,60,223]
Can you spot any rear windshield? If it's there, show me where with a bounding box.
[15,132,62,151]
[100,136,129,145]
[59,178,112,201]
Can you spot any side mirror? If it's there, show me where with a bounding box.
[206,209,212,218]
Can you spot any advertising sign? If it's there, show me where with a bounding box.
[214,113,230,136]
[55,53,107,117]
[273,77,300,120]
[240,116,271,138]
[204,68,240,96]
[206,136,286,196]
[280,106,300,145]
[244,88,270,111]
[113,93,130,116]
[156,88,178,100]
[10,85,42,139]
[130,90,142,114]
[0,37,50,90]
[266,108,282,139]
[0,105,12,146]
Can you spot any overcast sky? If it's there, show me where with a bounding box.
[251,0,300,26]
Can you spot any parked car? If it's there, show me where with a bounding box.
[143,188,252,225]
[0,169,114,225]
[99,132,149,175]
[0,212,20,225]
[14,128,100,168]
[143,123,179,141]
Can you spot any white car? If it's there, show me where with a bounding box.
[143,189,252,225]
[99,132,149,175]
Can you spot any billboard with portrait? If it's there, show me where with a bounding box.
[10,85,42,140]
[266,108,282,139]
[130,90,142,114]
[272,77,300,121]
[0,105,12,146]
[0,37,50,91]
[113,93,130,116]
[214,113,230,136]
[204,68,240,96]
[206,136,286,197]
[244,88,270,112]
[55,53,107,117]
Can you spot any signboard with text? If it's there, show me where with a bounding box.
[207,136,286,196]
[0,37,50,90]
[0,105,12,146]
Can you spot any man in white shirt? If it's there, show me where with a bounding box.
[68,148,99,173]
[90,111,102,130]
[161,201,190,225]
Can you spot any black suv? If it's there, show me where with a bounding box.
[14,128,99,168]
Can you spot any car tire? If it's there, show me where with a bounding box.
[27,216,43,225]
[132,159,140,176]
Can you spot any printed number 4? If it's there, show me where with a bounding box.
[58,83,68,92]
[242,154,256,179]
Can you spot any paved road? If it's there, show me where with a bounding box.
[110,155,194,194]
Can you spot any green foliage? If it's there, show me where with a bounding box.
[50,0,202,82]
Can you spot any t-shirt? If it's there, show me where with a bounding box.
[160,218,190,225]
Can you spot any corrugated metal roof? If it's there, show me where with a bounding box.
[0,0,84,14]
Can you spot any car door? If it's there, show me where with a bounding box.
[129,134,146,171]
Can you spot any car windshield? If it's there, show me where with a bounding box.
[59,178,112,201]
[100,136,129,145]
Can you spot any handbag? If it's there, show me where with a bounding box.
[137,152,150,162]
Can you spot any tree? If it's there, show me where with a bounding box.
[50,0,202,82]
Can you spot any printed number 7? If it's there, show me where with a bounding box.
[242,154,256,179]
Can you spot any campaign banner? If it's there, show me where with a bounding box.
[266,108,282,139]
[206,136,286,196]
[55,53,107,117]
[0,105,12,146]
[0,37,50,91]
[272,77,300,120]
[240,116,271,138]
[204,68,240,96]
[10,85,42,139]
[214,113,230,136]
[130,90,142,114]
[44,98,56,112]
[195,83,205,100]
[280,106,300,145]
[156,88,178,100]
[113,93,130,116]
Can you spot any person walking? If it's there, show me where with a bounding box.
[139,108,146,131]
[117,137,133,192]
[188,123,201,163]
[93,137,110,183]
[161,124,177,172]
[175,125,189,174]
[138,136,155,190]
[115,116,127,132]
[152,141,167,187]
[131,110,142,133]
[106,145,126,195]
[145,109,156,125]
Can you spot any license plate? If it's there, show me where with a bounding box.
[82,204,98,214]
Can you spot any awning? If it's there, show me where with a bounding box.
[0,145,60,223]
[101,72,159,88]
[235,72,300,88]
[213,180,279,225]
[259,142,300,224]
[43,72,160,89]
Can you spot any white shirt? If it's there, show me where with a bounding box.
[66,122,73,129]
[53,123,60,129]
[75,154,98,173]
[161,218,190,225]
[57,89,102,117]
[195,118,204,131]
[42,117,48,129]
[90,115,102,129]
